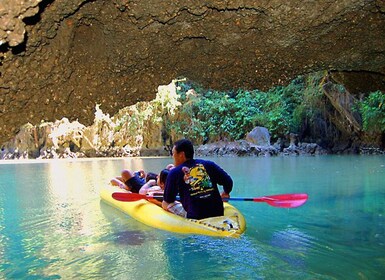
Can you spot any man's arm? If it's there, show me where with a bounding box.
[209,161,233,195]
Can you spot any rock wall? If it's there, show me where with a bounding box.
[1,0,385,143]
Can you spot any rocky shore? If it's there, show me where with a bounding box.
[0,120,384,160]
[0,138,328,160]
[1,114,382,160]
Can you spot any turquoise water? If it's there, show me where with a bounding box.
[0,155,384,279]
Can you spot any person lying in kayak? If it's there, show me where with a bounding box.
[139,168,187,217]
[162,139,233,220]
[111,164,175,193]
[110,169,157,193]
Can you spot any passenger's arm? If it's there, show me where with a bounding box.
[139,179,156,195]
[110,177,130,191]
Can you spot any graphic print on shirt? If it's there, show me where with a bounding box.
[182,164,214,197]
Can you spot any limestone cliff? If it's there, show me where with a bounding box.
[1,0,385,144]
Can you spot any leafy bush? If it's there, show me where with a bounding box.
[357,90,385,133]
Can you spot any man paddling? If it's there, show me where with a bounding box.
[162,139,233,219]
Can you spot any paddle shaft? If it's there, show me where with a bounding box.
[112,192,308,208]
[113,194,273,202]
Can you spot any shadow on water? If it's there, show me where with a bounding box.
[109,230,147,246]
[98,200,151,246]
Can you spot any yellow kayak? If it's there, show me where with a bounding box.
[100,185,246,238]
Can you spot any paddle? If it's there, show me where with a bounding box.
[112,192,308,208]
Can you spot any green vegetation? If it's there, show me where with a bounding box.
[357,90,385,133]
[166,72,327,143]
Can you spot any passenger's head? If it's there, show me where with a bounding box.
[121,169,134,181]
[172,139,194,166]
[146,172,158,182]
[157,169,170,189]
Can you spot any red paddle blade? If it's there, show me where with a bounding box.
[255,193,308,208]
[112,192,147,202]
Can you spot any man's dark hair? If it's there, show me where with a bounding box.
[174,139,194,159]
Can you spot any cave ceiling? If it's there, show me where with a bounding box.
[0,0,385,143]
